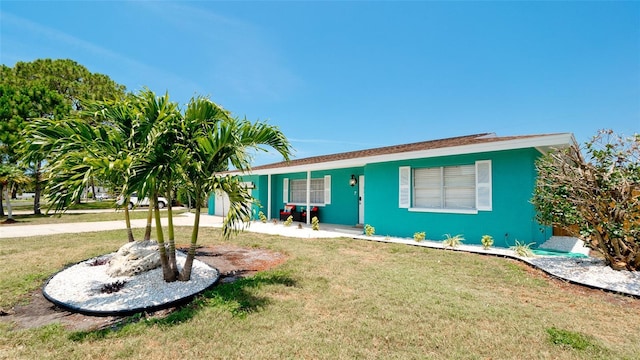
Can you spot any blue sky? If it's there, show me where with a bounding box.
[1,1,638,165]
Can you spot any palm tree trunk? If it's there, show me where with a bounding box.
[179,197,201,281]
[143,206,153,241]
[90,178,96,201]
[153,194,175,282]
[33,160,42,215]
[0,183,5,217]
[166,186,178,277]
[123,198,135,242]
[2,187,13,220]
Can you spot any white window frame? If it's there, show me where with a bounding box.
[285,177,330,206]
[401,160,492,214]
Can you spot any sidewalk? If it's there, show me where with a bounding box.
[0,212,224,239]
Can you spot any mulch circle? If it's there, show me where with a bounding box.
[0,244,287,331]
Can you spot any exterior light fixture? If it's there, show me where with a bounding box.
[349,174,358,187]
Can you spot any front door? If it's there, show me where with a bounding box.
[358,175,365,224]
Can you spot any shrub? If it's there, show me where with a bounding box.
[443,234,464,248]
[511,240,535,257]
[413,231,426,242]
[532,130,640,270]
[481,235,494,249]
[258,211,267,223]
[364,224,375,236]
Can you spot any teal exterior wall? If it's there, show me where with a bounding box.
[230,147,550,249]
[248,167,364,225]
[364,148,550,248]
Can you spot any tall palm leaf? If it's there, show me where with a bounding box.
[177,97,292,281]
[23,100,140,241]
[127,89,181,281]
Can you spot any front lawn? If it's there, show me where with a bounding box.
[1,228,638,359]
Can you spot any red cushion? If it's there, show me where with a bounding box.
[312,207,318,211]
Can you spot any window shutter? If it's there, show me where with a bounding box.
[283,178,289,204]
[324,175,331,204]
[476,160,492,211]
[399,166,410,208]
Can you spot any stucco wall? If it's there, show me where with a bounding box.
[364,148,550,247]
[267,167,364,225]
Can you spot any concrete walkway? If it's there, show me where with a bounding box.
[1,211,638,298]
[0,212,223,239]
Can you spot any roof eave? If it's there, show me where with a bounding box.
[244,133,575,176]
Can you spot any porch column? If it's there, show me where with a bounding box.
[267,174,272,220]
[306,171,311,224]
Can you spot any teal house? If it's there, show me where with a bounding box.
[209,133,575,248]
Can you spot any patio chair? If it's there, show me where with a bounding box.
[279,204,296,221]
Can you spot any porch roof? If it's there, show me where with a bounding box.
[247,132,576,175]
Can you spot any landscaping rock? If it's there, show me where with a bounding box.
[106,240,161,277]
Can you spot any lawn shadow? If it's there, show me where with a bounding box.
[68,269,298,342]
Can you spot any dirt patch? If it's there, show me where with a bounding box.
[0,244,286,332]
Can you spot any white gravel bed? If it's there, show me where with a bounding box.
[43,253,219,314]
[525,256,640,296]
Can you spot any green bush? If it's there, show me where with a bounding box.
[443,234,464,248]
[481,235,494,249]
[511,240,535,257]
[364,224,375,236]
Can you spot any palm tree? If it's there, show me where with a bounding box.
[25,89,292,284]
[0,164,29,222]
[127,89,182,281]
[23,98,140,241]
[175,96,292,281]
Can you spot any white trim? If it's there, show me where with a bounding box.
[306,171,311,224]
[287,202,325,207]
[282,178,289,204]
[246,133,575,175]
[408,207,478,215]
[399,166,411,208]
[324,175,331,205]
[358,175,365,224]
[475,160,492,211]
[267,174,272,220]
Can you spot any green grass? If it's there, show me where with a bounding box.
[1,228,639,359]
[546,327,603,351]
